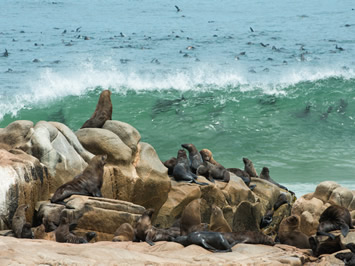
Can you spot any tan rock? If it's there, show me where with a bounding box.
[313,181,341,203]
[250,177,281,213]
[232,201,262,232]
[328,186,354,208]
[0,120,34,150]
[300,210,318,236]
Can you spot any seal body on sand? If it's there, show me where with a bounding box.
[51,154,107,203]
[278,215,310,249]
[175,231,234,252]
[222,231,275,246]
[173,149,208,186]
[180,199,202,236]
[81,89,112,129]
[197,161,230,183]
[134,208,154,242]
[55,217,96,244]
[113,223,135,242]
[181,143,203,173]
[162,157,177,176]
[12,204,28,238]
[209,205,232,233]
[243,157,258,177]
[199,149,224,168]
[317,205,354,238]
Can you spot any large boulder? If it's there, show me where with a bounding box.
[0,120,34,150]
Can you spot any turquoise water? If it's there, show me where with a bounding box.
[1,0,355,197]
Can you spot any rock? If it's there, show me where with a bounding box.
[37,195,145,241]
[103,120,141,157]
[313,181,341,203]
[76,128,132,165]
[299,211,318,236]
[0,120,34,150]
[329,186,354,208]
[0,149,50,230]
[232,201,262,232]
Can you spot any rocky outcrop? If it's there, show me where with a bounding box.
[292,181,355,236]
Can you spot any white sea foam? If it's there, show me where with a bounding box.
[0,62,355,120]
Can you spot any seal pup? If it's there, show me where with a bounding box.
[55,217,96,244]
[162,157,177,176]
[259,167,290,191]
[181,143,203,174]
[180,199,203,236]
[209,205,232,233]
[278,215,310,249]
[81,90,112,129]
[33,223,56,241]
[145,226,180,245]
[112,223,135,242]
[222,231,275,246]
[243,157,258,177]
[199,149,224,168]
[174,231,234,252]
[317,205,354,238]
[12,204,28,238]
[51,154,107,203]
[134,208,154,242]
[172,149,208,186]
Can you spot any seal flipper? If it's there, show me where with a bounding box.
[340,223,350,237]
[192,180,209,186]
[146,239,155,246]
[316,231,336,240]
[346,243,355,253]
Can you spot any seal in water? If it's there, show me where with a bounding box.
[317,205,354,239]
[174,231,234,252]
[81,90,112,129]
[12,204,28,238]
[112,223,135,242]
[278,215,310,249]
[172,149,208,186]
[51,154,107,203]
[55,217,96,244]
[181,143,203,174]
[209,205,232,233]
[222,231,275,246]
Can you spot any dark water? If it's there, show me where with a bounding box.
[1,0,355,196]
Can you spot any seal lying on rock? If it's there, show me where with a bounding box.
[222,231,275,246]
[278,215,310,249]
[197,161,230,183]
[162,157,177,176]
[335,243,355,266]
[199,149,224,168]
[51,154,107,203]
[259,167,294,194]
[12,204,28,238]
[173,149,208,186]
[181,143,203,174]
[113,223,135,242]
[309,234,344,257]
[174,231,235,252]
[135,208,154,242]
[145,226,180,246]
[55,217,96,244]
[226,167,251,186]
[317,205,354,238]
[81,90,112,129]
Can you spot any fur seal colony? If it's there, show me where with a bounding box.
[51,154,107,203]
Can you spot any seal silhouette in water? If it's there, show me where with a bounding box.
[181,143,203,174]
[173,149,208,186]
[81,90,112,129]
[51,155,107,203]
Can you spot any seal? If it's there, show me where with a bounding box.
[180,199,203,236]
[209,205,232,233]
[145,226,180,245]
[278,215,310,249]
[226,167,251,186]
[273,193,288,210]
[222,231,275,246]
[260,209,274,229]
[33,223,56,241]
[21,222,33,239]
[162,157,177,176]
[172,149,208,186]
[181,143,203,173]
[309,234,344,257]
[55,217,96,244]
[12,204,28,238]
[134,208,154,242]
[51,154,107,203]
[317,205,354,238]
[335,243,355,265]
[259,167,288,190]
[113,223,135,242]
[199,149,224,168]
[197,161,230,183]
[81,89,112,129]
[243,157,258,177]
[174,231,234,252]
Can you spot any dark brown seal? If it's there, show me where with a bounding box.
[209,205,232,233]
[81,89,112,129]
[162,157,177,176]
[259,167,289,191]
[335,243,355,265]
[112,223,135,242]
[222,231,275,246]
[12,204,28,238]
[273,193,288,210]
[180,199,202,236]
[181,143,203,174]
[21,222,33,239]
[243,157,258,177]
[317,205,354,238]
[309,234,344,257]
[260,209,274,229]
[55,217,96,244]
[145,226,180,245]
[51,154,107,203]
[278,215,310,249]
[226,167,251,186]
[134,208,154,242]
[197,161,230,183]
[199,149,224,168]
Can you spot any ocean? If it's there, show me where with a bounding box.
[1,0,355,197]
